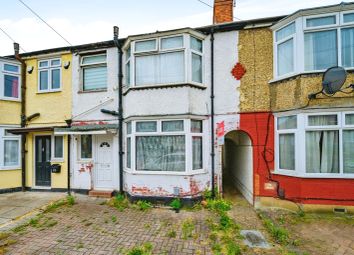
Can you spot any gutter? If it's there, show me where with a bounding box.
[14,43,27,192]
[113,26,124,194]
[210,28,215,198]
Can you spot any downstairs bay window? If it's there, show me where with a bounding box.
[125,119,204,173]
[275,112,354,177]
[0,127,20,169]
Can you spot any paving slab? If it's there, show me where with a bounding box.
[0,191,65,230]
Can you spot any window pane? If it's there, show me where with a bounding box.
[191,37,203,52]
[51,59,60,66]
[39,61,48,68]
[54,136,63,158]
[40,70,48,90]
[136,52,184,85]
[81,135,92,159]
[308,115,337,126]
[277,116,297,130]
[125,61,130,86]
[127,137,131,168]
[192,53,202,83]
[343,130,354,173]
[4,75,19,98]
[277,38,294,76]
[305,30,337,71]
[127,122,132,134]
[191,120,203,133]
[162,120,184,132]
[4,64,19,73]
[279,134,295,170]
[306,130,339,173]
[344,13,354,23]
[126,47,131,61]
[306,16,336,27]
[4,140,19,166]
[136,121,157,132]
[192,137,203,170]
[135,39,156,52]
[345,114,354,125]
[136,136,185,171]
[82,55,106,65]
[341,27,354,68]
[276,22,295,41]
[51,69,60,89]
[161,36,183,50]
[83,66,107,90]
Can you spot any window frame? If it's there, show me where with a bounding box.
[124,118,206,175]
[125,33,204,87]
[80,53,108,92]
[0,127,21,170]
[1,61,21,101]
[79,134,93,161]
[52,135,64,162]
[37,58,62,93]
[274,111,354,178]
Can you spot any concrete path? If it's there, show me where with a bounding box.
[0,192,65,230]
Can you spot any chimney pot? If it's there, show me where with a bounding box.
[213,0,234,24]
[14,42,20,56]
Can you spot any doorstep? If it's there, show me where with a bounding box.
[88,190,114,198]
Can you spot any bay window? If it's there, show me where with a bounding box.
[1,62,20,100]
[81,54,107,91]
[0,127,20,169]
[38,58,61,92]
[275,112,354,177]
[125,119,204,173]
[273,10,354,79]
[124,33,204,87]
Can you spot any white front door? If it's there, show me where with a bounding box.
[95,135,114,189]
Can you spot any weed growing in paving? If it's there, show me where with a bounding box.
[109,194,129,211]
[181,218,195,239]
[111,216,117,223]
[166,229,177,238]
[66,195,75,206]
[122,242,153,255]
[259,213,289,245]
[169,198,182,210]
[135,200,153,211]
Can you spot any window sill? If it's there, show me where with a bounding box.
[124,169,207,176]
[273,170,354,179]
[37,90,62,94]
[0,97,21,102]
[51,159,64,163]
[78,89,107,94]
[123,83,206,95]
[0,167,21,171]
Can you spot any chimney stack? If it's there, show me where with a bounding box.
[14,42,20,56]
[213,0,234,24]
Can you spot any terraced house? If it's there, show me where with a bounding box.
[0,0,353,212]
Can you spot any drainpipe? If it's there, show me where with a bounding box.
[66,119,72,195]
[210,28,216,198]
[113,26,124,194]
[14,43,27,192]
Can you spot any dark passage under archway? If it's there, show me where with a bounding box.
[222,130,253,205]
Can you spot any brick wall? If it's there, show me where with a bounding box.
[213,0,233,24]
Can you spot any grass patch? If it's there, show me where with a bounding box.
[206,199,232,213]
[134,200,153,211]
[66,195,75,206]
[169,198,182,210]
[108,194,129,211]
[259,213,289,245]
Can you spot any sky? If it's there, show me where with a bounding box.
[0,0,346,56]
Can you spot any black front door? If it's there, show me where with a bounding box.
[35,136,51,187]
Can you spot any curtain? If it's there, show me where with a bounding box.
[81,135,92,159]
[306,131,339,173]
[4,75,19,98]
[136,121,157,132]
[136,136,185,171]
[162,120,183,132]
[126,138,131,168]
[192,53,202,83]
[51,69,61,89]
[161,36,183,50]
[341,27,354,68]
[4,140,19,166]
[306,16,336,27]
[277,115,297,130]
[135,40,156,52]
[136,52,184,85]
[192,137,203,170]
[276,22,295,41]
[277,39,294,76]
[83,66,107,90]
[279,134,295,170]
[305,30,337,71]
[343,130,354,173]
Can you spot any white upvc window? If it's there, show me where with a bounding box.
[124,33,204,87]
[125,119,205,174]
[0,127,21,170]
[52,135,64,161]
[38,58,61,92]
[275,111,354,178]
[273,10,354,79]
[80,53,107,91]
[1,61,21,100]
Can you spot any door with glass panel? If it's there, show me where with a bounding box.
[35,136,51,187]
[95,135,114,189]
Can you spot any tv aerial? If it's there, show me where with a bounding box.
[308,66,354,99]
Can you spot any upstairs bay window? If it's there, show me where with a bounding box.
[124,33,204,87]
[38,59,61,92]
[273,10,354,79]
[1,62,20,100]
[81,54,107,91]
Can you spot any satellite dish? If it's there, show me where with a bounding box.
[322,66,347,95]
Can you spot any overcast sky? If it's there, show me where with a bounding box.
[0,0,345,55]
